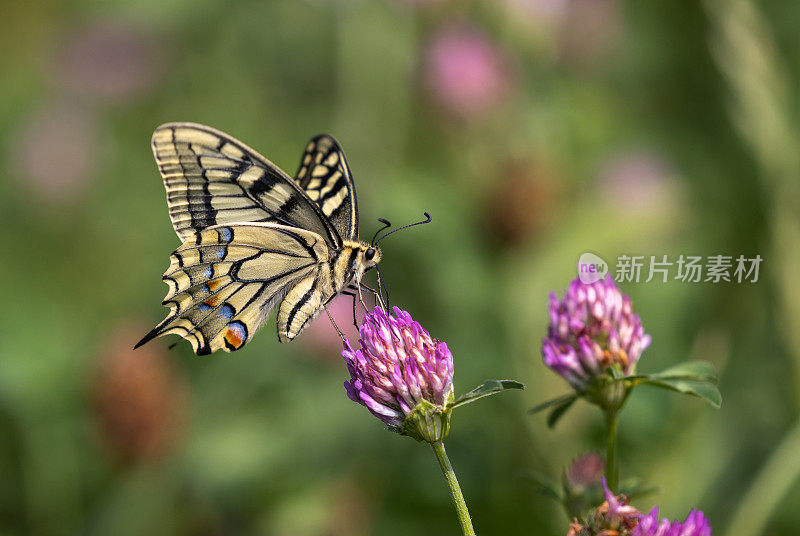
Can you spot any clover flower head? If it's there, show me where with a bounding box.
[601,478,640,528]
[342,306,455,442]
[566,481,713,536]
[632,507,712,536]
[566,478,641,536]
[562,452,607,519]
[542,275,651,391]
[566,452,605,490]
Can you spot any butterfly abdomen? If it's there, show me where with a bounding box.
[277,267,331,343]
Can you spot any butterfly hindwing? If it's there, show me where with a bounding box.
[294,135,358,240]
[135,223,330,354]
[152,123,341,247]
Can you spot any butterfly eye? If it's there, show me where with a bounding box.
[365,248,376,261]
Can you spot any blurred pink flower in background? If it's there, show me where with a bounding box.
[51,19,158,102]
[485,158,563,246]
[300,295,371,358]
[322,478,374,536]
[503,0,621,66]
[393,0,449,6]
[423,24,514,118]
[566,451,605,490]
[557,0,622,68]
[504,0,570,27]
[12,103,99,204]
[92,323,187,464]
[597,150,681,213]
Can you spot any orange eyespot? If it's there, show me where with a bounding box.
[224,329,243,349]
[204,296,219,307]
[207,279,223,292]
[223,322,248,351]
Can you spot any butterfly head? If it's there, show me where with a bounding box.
[364,246,379,263]
[359,243,382,270]
[344,241,382,285]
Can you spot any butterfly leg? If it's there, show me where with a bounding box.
[341,289,359,328]
[359,283,385,310]
[356,283,368,312]
[375,265,390,309]
[348,283,384,311]
[347,283,370,312]
[324,304,346,343]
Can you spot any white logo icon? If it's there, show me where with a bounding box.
[577,253,608,284]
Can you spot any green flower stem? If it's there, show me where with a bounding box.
[431,440,476,536]
[604,410,619,491]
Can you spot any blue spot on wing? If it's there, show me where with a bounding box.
[205,266,213,278]
[229,322,246,339]
[220,304,235,319]
[219,227,232,242]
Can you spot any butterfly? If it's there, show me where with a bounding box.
[135,123,382,355]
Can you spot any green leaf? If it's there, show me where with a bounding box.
[519,471,562,501]
[618,477,660,500]
[624,361,722,408]
[649,361,719,384]
[449,379,524,409]
[528,393,577,415]
[640,377,722,408]
[623,483,660,501]
[528,393,580,428]
[547,396,578,429]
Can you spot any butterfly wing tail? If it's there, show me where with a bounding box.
[134,324,165,350]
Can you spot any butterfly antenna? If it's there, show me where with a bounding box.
[374,212,432,245]
[371,218,392,245]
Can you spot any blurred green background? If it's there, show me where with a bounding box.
[2,0,800,534]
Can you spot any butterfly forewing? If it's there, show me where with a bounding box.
[136,223,329,354]
[294,135,358,240]
[153,123,341,247]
